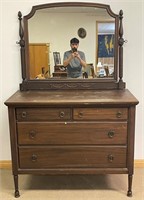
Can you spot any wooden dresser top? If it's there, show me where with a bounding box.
[5,89,138,106]
[5,89,139,106]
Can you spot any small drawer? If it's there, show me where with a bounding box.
[73,108,128,120]
[17,122,127,145]
[16,108,71,121]
[19,146,126,169]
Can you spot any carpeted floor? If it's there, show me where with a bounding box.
[0,168,144,200]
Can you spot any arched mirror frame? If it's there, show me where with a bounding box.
[18,2,125,90]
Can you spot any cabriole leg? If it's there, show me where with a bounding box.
[14,175,20,198]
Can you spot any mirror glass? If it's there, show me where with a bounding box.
[96,21,115,77]
[27,6,116,80]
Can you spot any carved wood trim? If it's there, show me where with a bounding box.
[20,81,120,91]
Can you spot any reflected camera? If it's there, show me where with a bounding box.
[72,47,77,53]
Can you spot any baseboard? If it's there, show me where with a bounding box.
[134,159,144,168]
[0,160,12,169]
[0,160,144,169]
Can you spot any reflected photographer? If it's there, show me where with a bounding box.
[63,38,86,78]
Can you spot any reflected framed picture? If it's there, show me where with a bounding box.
[98,34,114,57]
[53,52,61,66]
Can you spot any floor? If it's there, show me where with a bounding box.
[0,168,144,200]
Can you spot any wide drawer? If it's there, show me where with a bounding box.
[73,108,128,120]
[19,146,127,169]
[17,122,127,145]
[16,108,71,121]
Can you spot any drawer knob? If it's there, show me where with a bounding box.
[78,112,83,118]
[21,111,27,118]
[108,154,114,162]
[108,131,115,138]
[31,154,37,162]
[59,111,65,118]
[29,130,36,139]
[116,111,122,118]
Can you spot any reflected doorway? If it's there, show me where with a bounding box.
[29,43,50,79]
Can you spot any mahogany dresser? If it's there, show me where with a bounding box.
[5,89,138,197]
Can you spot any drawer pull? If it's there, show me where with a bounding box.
[78,112,83,118]
[116,111,122,118]
[108,131,115,138]
[108,154,114,162]
[29,130,36,139]
[21,111,27,118]
[31,154,37,162]
[59,111,65,118]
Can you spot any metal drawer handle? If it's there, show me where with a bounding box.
[108,131,115,138]
[116,111,122,118]
[108,154,114,162]
[78,112,83,118]
[21,111,27,118]
[59,111,65,118]
[31,154,37,162]
[29,130,36,139]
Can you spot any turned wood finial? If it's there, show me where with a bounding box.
[18,11,26,81]
[18,11,25,47]
[119,10,124,47]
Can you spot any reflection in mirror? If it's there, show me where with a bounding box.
[27,7,115,79]
[29,43,50,79]
[96,21,115,77]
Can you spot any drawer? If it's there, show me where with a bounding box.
[19,146,127,169]
[17,122,127,145]
[73,108,128,120]
[16,108,71,121]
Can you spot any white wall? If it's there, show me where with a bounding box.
[1,0,143,160]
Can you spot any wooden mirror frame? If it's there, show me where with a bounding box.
[18,2,125,90]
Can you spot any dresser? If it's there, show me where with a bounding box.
[5,89,138,197]
[4,1,139,198]
[52,65,67,78]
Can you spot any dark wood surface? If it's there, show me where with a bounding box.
[5,89,138,106]
[17,122,127,145]
[4,89,138,197]
[19,146,127,168]
[52,72,67,77]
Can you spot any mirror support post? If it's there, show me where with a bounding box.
[18,11,26,81]
[118,10,125,89]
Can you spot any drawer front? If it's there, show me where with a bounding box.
[19,146,126,169]
[17,122,127,145]
[73,108,128,120]
[16,108,71,121]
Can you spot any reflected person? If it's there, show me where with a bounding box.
[63,38,86,78]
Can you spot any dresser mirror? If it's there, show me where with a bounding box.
[18,2,125,90]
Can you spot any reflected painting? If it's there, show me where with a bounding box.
[98,34,114,57]
[96,22,115,77]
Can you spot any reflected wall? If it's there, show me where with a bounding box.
[28,7,114,79]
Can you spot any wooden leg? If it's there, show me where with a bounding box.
[14,175,20,198]
[127,174,133,197]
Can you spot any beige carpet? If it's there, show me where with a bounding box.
[0,168,143,200]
